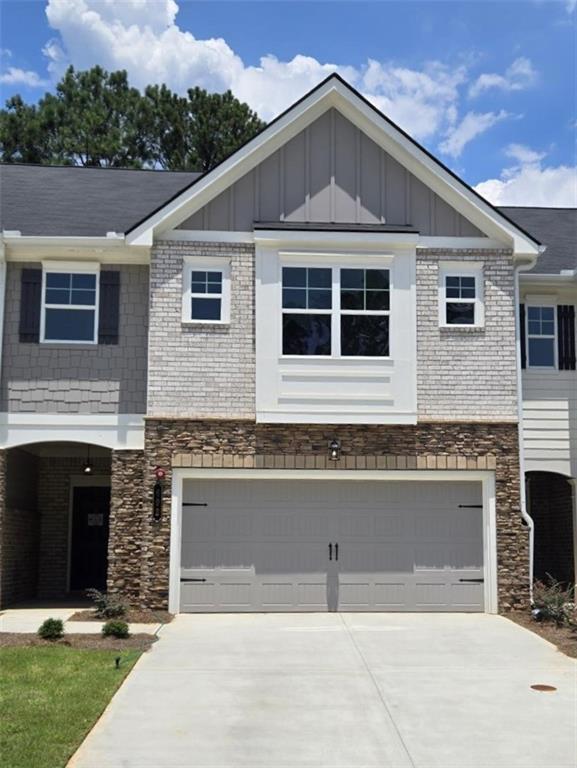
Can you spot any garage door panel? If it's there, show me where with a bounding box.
[180,479,485,612]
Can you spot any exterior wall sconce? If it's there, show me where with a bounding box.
[83,446,92,475]
[328,439,341,461]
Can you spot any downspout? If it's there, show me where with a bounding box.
[514,251,545,604]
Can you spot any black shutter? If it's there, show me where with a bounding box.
[557,304,576,370]
[519,303,526,369]
[19,268,42,343]
[98,270,120,345]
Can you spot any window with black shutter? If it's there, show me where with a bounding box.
[19,268,42,343]
[557,304,576,371]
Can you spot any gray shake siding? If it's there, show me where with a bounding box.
[179,110,484,236]
[1,263,148,414]
[148,241,255,417]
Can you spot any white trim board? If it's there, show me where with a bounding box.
[169,468,498,615]
[126,76,540,259]
[0,412,145,450]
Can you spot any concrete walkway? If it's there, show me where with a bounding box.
[69,613,576,768]
[0,606,160,635]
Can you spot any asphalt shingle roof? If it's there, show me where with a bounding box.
[498,206,576,275]
[0,164,200,237]
[1,165,574,276]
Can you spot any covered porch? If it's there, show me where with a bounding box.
[0,441,112,607]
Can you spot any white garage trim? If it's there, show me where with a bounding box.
[169,469,497,614]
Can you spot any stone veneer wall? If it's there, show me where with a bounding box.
[416,248,518,421]
[36,455,111,597]
[137,419,528,612]
[107,450,145,601]
[147,241,255,417]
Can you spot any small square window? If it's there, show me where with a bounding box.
[439,266,484,328]
[183,260,231,324]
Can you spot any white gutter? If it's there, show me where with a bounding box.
[514,254,542,604]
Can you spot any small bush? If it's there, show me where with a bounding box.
[86,588,127,619]
[38,618,64,640]
[102,620,130,639]
[533,576,575,627]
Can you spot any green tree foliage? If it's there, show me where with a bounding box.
[0,65,266,171]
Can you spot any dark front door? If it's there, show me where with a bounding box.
[70,486,111,592]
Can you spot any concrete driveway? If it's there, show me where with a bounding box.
[69,613,576,768]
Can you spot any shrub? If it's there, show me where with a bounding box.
[38,618,64,640]
[102,620,130,639]
[533,576,575,627]
[86,588,127,619]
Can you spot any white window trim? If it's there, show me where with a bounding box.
[182,256,231,325]
[438,261,484,329]
[40,261,100,345]
[525,297,558,370]
[280,256,393,359]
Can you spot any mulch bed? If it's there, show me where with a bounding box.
[69,608,173,624]
[507,612,577,658]
[0,633,157,650]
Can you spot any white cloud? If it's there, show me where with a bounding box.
[42,0,467,139]
[439,110,511,158]
[474,143,577,206]
[0,67,49,87]
[469,57,537,98]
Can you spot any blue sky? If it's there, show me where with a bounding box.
[1,1,575,205]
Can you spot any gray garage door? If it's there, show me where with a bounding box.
[180,479,484,612]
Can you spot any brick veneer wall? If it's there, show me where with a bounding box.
[1,263,149,414]
[37,456,111,597]
[1,448,40,605]
[147,241,255,417]
[416,248,517,421]
[528,472,575,585]
[135,419,528,612]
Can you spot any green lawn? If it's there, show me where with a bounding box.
[0,646,141,768]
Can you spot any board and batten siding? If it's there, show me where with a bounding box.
[522,370,577,477]
[178,109,484,236]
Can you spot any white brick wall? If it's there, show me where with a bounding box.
[416,248,518,421]
[148,241,255,417]
[149,242,518,422]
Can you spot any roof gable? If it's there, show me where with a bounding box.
[126,74,540,257]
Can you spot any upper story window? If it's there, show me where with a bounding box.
[281,265,390,357]
[41,268,99,344]
[182,258,231,324]
[439,262,484,328]
[527,305,556,368]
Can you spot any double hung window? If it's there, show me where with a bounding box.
[526,305,556,368]
[182,259,231,324]
[439,264,484,328]
[41,269,99,343]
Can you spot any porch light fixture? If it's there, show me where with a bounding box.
[83,447,92,475]
[328,439,341,462]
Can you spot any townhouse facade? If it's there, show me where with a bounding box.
[0,75,575,614]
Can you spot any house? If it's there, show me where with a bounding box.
[0,75,574,614]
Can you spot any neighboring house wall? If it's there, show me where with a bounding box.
[417,248,518,421]
[178,109,484,235]
[521,284,577,478]
[148,240,255,418]
[0,263,149,414]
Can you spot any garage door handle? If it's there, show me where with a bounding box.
[328,543,333,561]
[181,578,207,582]
[459,578,484,583]
[335,543,339,561]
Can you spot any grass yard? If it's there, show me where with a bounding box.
[0,646,141,768]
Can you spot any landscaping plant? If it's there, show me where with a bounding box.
[86,588,127,619]
[533,576,575,627]
[102,620,130,639]
[37,618,64,640]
